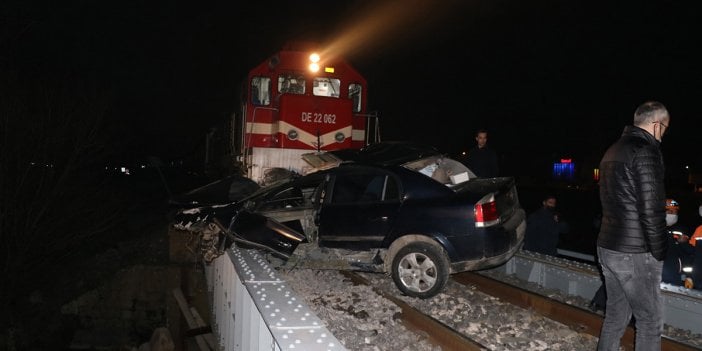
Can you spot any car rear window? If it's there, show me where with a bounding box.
[404,156,476,187]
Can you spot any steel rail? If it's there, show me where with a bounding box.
[340,271,488,351]
[453,272,700,351]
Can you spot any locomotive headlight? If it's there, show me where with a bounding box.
[683,267,693,273]
[334,132,345,143]
[309,53,321,72]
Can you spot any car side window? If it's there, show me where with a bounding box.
[331,172,398,204]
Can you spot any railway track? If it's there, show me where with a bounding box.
[336,270,700,351]
[341,271,487,351]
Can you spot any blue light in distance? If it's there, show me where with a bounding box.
[552,161,575,181]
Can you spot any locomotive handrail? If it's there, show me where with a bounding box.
[353,111,380,144]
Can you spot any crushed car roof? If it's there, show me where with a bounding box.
[335,142,442,165]
[303,142,443,170]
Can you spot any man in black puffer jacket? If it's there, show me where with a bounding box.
[596,101,670,351]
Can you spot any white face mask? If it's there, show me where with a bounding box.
[666,213,678,226]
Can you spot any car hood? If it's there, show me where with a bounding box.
[169,175,260,208]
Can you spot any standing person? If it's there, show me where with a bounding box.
[465,129,498,178]
[661,198,694,286]
[523,195,569,256]
[596,101,670,351]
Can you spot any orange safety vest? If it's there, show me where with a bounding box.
[691,225,702,246]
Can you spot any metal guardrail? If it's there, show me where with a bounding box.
[204,245,347,351]
[487,251,702,335]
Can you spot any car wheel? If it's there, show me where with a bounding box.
[391,241,449,299]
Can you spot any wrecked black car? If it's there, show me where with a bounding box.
[174,143,526,298]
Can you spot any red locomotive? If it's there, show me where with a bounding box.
[235,41,378,183]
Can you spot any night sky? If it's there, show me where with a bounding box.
[4,0,701,183]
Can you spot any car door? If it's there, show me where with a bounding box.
[317,168,402,250]
[230,174,325,258]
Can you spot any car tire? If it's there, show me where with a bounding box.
[391,241,450,299]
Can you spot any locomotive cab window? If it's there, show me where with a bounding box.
[313,77,340,98]
[251,76,271,105]
[349,83,362,112]
[278,75,306,94]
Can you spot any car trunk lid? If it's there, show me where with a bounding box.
[454,177,520,225]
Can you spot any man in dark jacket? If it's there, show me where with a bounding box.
[465,129,498,178]
[523,195,569,256]
[596,101,670,351]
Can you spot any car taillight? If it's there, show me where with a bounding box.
[475,193,500,227]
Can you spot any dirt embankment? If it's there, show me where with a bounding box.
[3,208,210,351]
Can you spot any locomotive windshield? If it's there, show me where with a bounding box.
[313,77,340,97]
[278,74,306,94]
